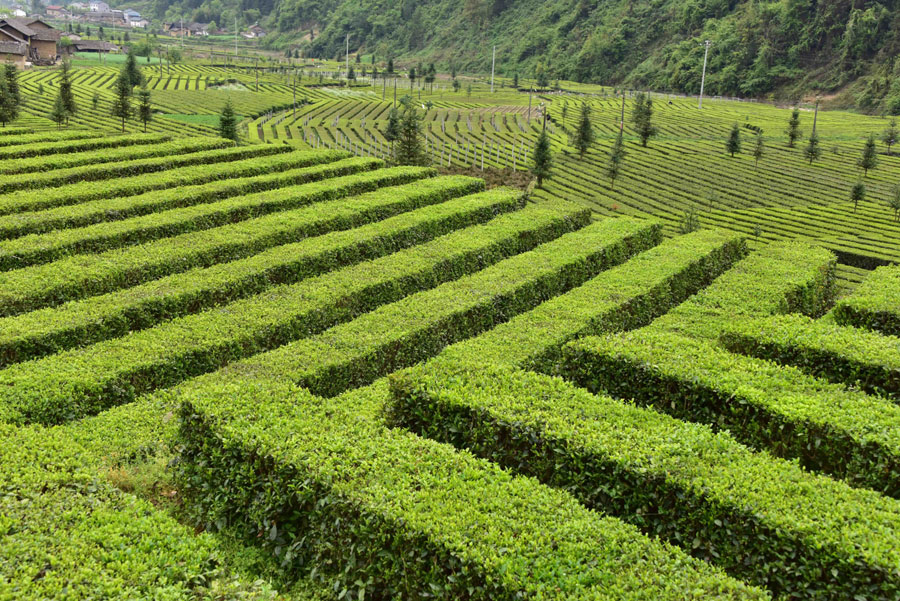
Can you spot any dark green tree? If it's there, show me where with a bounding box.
[851,180,866,210]
[50,93,67,129]
[535,61,549,88]
[753,132,765,168]
[4,63,19,109]
[805,130,821,164]
[425,63,436,92]
[882,118,898,156]
[394,96,426,165]
[91,93,99,111]
[513,72,518,88]
[58,59,76,124]
[786,107,802,148]
[632,92,658,147]
[110,69,132,132]
[531,128,552,186]
[889,185,900,222]
[137,83,152,132]
[218,98,238,142]
[386,58,394,74]
[384,106,401,155]
[0,65,19,127]
[408,66,416,90]
[573,101,594,157]
[607,131,626,188]
[347,65,355,82]
[452,78,460,92]
[859,134,879,175]
[726,123,742,157]
[123,48,144,90]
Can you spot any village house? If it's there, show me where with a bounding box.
[45,5,69,18]
[242,24,266,38]
[0,17,61,64]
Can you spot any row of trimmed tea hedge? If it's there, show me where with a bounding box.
[834,264,900,337]
[0,136,221,175]
[173,373,765,600]
[0,150,352,238]
[0,168,437,317]
[0,129,101,151]
[651,240,838,339]
[0,188,531,424]
[438,229,746,370]
[0,157,382,270]
[224,218,659,400]
[560,329,900,498]
[720,314,900,398]
[387,361,900,600]
[0,148,342,216]
[0,176,491,367]
[0,132,171,166]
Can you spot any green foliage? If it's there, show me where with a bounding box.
[606,131,625,187]
[804,130,821,164]
[572,101,594,156]
[631,93,657,147]
[137,84,153,132]
[110,70,133,133]
[680,205,700,233]
[49,94,67,129]
[218,98,238,142]
[58,59,76,121]
[393,96,426,166]
[851,179,866,209]
[890,185,900,222]
[859,134,878,175]
[123,48,145,90]
[0,65,20,127]
[834,264,900,337]
[726,123,741,157]
[752,132,765,167]
[531,128,552,186]
[882,118,898,155]
[786,108,801,148]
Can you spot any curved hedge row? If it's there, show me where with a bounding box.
[720,314,900,399]
[0,148,340,216]
[834,265,900,337]
[0,157,382,270]
[561,329,900,498]
[0,187,528,424]
[0,150,351,238]
[0,176,487,367]
[0,132,171,166]
[173,376,765,601]
[0,168,435,317]
[388,362,900,600]
[0,130,102,151]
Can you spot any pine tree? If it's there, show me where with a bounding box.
[753,132,765,168]
[123,48,144,90]
[851,180,866,210]
[805,130,821,164]
[889,185,900,222]
[58,59,76,124]
[632,92,658,147]
[786,107,802,148]
[408,67,416,90]
[387,58,394,74]
[137,83,152,132]
[425,63,436,92]
[384,106,401,155]
[394,96,426,165]
[110,69,132,132]
[50,93,67,129]
[91,93,99,111]
[726,123,742,157]
[531,128,552,186]
[882,118,898,156]
[859,134,879,176]
[0,66,17,127]
[512,72,518,88]
[347,65,355,82]
[573,101,594,157]
[218,98,238,142]
[607,131,626,188]
[4,63,19,111]
[452,78,460,92]
[535,61,549,88]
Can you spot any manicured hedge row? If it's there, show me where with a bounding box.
[224,218,658,399]
[561,329,900,498]
[437,229,745,370]
[0,150,353,238]
[0,422,285,600]
[388,362,900,600]
[0,143,289,195]
[0,130,101,151]
[0,188,531,424]
[0,148,347,216]
[0,157,381,270]
[834,265,900,337]
[0,168,436,317]
[0,133,172,165]
[173,375,765,600]
[720,314,900,399]
[651,240,838,339]
[0,176,490,367]
[0,136,222,175]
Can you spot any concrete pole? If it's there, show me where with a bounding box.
[490,45,495,93]
[698,40,711,109]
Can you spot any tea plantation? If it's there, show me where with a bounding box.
[1,64,900,600]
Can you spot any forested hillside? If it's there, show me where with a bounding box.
[150,0,900,108]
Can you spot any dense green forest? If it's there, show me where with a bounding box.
[142,0,900,110]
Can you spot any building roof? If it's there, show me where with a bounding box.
[46,5,64,10]
[1,18,36,37]
[0,40,27,55]
[72,39,118,51]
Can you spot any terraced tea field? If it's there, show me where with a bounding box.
[2,127,900,601]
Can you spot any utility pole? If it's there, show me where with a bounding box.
[698,39,711,109]
[527,89,532,123]
[812,96,820,135]
[234,15,238,58]
[490,45,496,93]
[393,77,397,107]
[181,16,184,47]
[345,33,349,82]
[619,90,626,133]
